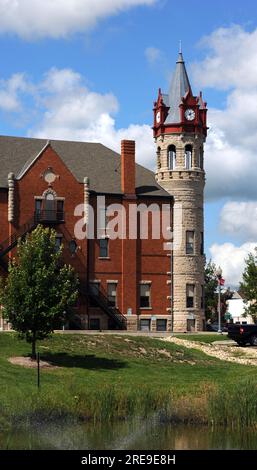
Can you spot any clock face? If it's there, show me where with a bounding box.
[185,108,195,121]
[156,111,161,124]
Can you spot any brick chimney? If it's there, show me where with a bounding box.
[121,140,136,195]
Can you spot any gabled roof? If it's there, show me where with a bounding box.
[0,135,170,198]
[165,52,192,124]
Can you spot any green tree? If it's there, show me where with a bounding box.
[0,225,79,359]
[240,248,257,322]
[204,260,218,320]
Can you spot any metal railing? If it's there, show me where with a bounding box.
[0,211,65,261]
[0,215,37,258]
[87,284,127,330]
[34,210,65,223]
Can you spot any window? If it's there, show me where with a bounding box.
[199,146,204,169]
[69,239,77,255]
[44,192,56,221]
[186,284,195,308]
[57,200,64,221]
[35,199,42,215]
[89,318,100,330]
[89,282,100,307]
[89,282,100,296]
[140,319,151,331]
[186,231,194,254]
[201,285,204,309]
[200,232,204,255]
[99,238,109,258]
[156,319,167,331]
[185,145,192,170]
[99,207,108,230]
[157,147,161,170]
[140,283,151,308]
[168,145,176,170]
[55,236,62,252]
[107,283,117,308]
[187,319,195,332]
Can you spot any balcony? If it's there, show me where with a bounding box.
[34,210,65,224]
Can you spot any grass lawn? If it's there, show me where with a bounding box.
[174,334,231,343]
[0,332,256,428]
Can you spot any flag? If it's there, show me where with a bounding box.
[218,278,225,286]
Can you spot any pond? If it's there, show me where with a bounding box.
[1,416,257,450]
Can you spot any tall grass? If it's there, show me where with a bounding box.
[2,381,257,429]
[0,386,172,428]
[208,379,257,429]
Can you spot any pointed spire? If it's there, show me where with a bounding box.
[165,48,192,124]
[177,40,184,63]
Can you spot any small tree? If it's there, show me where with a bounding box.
[0,225,79,359]
[240,248,257,322]
[204,260,218,321]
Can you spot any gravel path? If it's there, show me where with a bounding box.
[162,336,257,366]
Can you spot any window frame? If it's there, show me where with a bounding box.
[89,318,100,330]
[140,319,151,331]
[201,285,204,310]
[107,282,117,308]
[200,232,204,255]
[186,284,195,309]
[156,319,167,332]
[55,235,63,252]
[185,144,193,170]
[140,283,151,308]
[99,238,109,258]
[168,145,176,170]
[186,230,195,255]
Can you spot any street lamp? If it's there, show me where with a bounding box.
[215,266,223,334]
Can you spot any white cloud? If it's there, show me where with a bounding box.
[145,47,163,65]
[0,73,31,111]
[220,201,257,241]
[191,25,257,200]
[192,25,257,90]
[210,242,257,288]
[18,67,155,167]
[0,0,156,39]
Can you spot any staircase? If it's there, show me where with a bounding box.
[0,215,38,271]
[87,284,127,330]
[0,219,127,330]
[61,225,127,330]
[0,210,65,271]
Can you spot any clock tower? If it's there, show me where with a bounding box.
[153,50,208,332]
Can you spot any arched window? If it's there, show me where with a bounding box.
[35,189,64,223]
[199,146,204,169]
[168,145,176,170]
[185,145,192,170]
[44,191,56,221]
[157,147,161,170]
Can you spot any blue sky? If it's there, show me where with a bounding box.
[1,0,257,286]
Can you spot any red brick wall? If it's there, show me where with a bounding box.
[121,140,135,195]
[0,189,8,243]
[0,143,172,328]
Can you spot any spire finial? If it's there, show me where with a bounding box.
[177,42,184,63]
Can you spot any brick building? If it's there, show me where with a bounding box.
[0,51,207,332]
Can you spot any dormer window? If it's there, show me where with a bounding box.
[168,145,176,170]
[185,145,192,170]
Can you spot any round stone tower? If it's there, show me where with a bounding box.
[153,51,208,332]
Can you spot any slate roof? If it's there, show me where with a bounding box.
[165,52,192,124]
[0,135,170,198]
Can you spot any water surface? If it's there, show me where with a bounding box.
[1,417,256,450]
